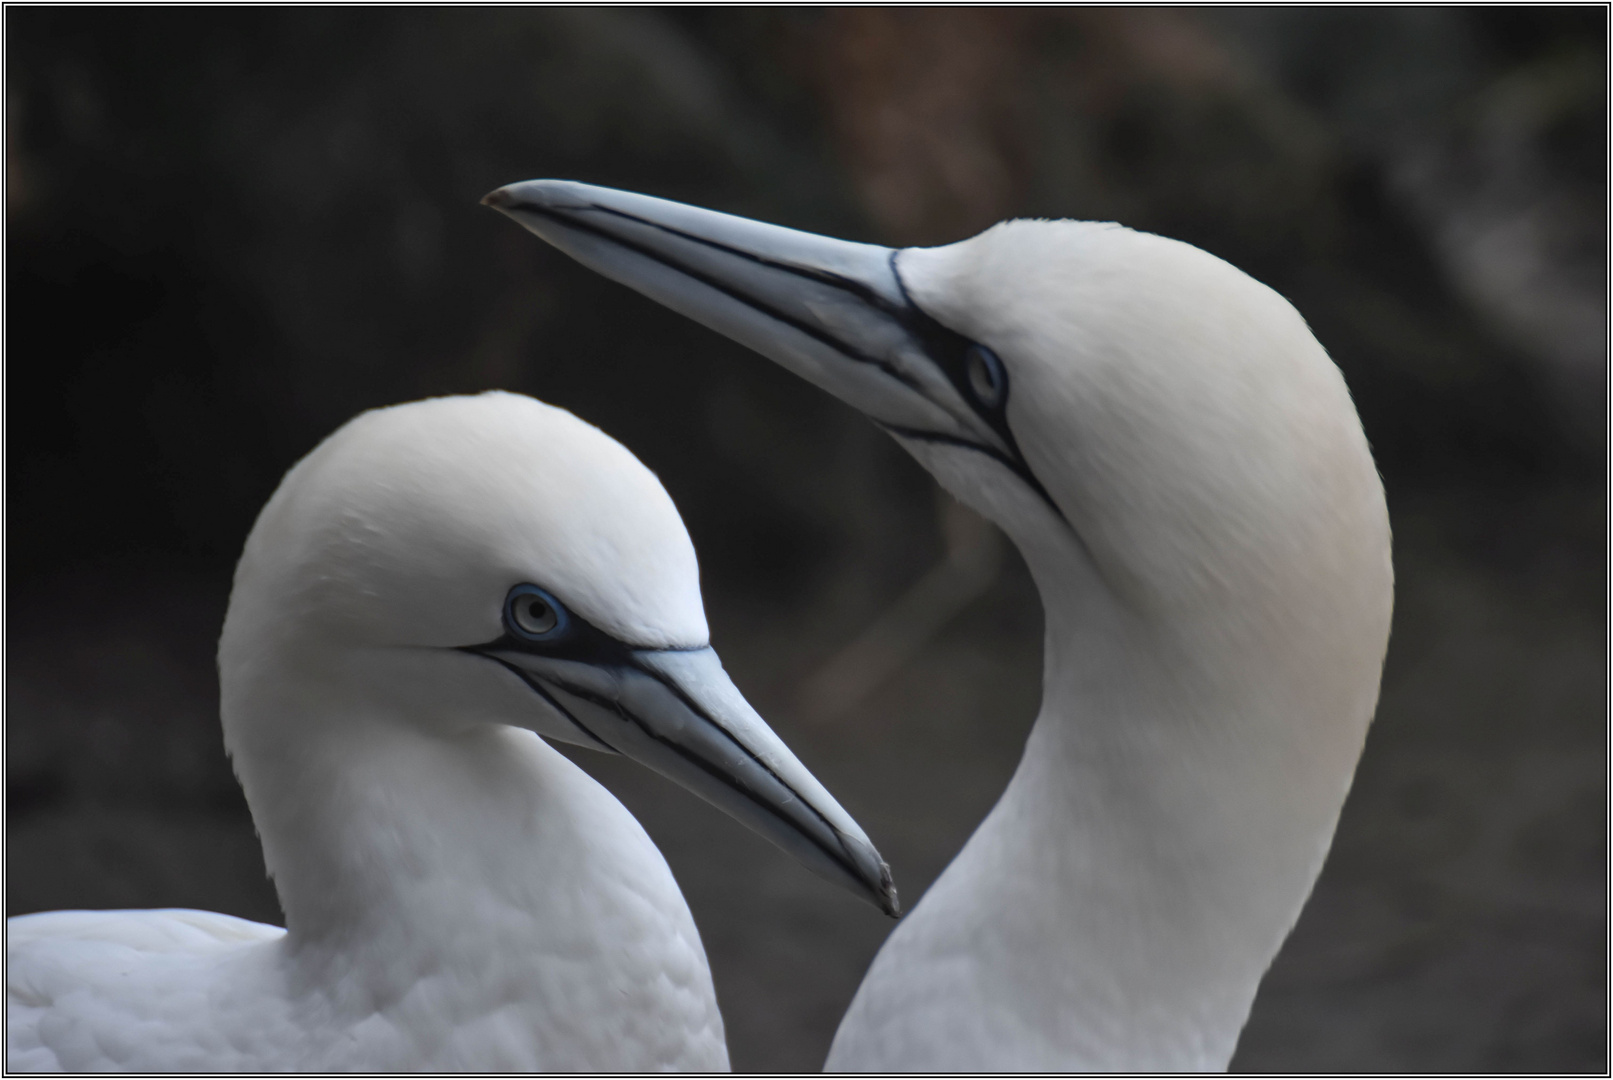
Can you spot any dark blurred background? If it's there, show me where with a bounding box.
[6,8,1605,1071]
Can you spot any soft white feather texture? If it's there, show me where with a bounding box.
[827,221,1393,1070]
[8,392,730,1071]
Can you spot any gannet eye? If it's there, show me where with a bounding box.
[965,344,1006,409]
[505,584,569,641]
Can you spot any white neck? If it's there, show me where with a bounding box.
[219,646,727,1070]
[829,493,1384,1071]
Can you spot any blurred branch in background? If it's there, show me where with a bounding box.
[798,497,1003,722]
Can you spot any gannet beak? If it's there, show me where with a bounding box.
[481,180,1014,463]
[477,642,899,917]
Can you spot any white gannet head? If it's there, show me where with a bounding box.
[220,391,897,915]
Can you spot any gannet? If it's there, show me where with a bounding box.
[485,184,1394,1071]
[7,391,897,1072]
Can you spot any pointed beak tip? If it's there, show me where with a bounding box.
[480,187,511,210]
[877,862,901,919]
[843,831,900,917]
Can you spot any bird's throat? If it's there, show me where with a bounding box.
[830,544,1366,1071]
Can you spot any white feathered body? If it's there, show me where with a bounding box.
[8,728,727,1072]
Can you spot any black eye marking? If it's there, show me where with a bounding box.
[882,252,1013,428]
[881,252,1076,528]
[965,344,1006,409]
[504,584,570,642]
[480,587,641,667]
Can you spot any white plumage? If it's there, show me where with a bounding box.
[8,391,894,1071]
[488,183,1394,1071]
